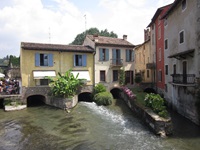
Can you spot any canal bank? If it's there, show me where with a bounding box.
[0,99,200,150]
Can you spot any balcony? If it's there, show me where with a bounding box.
[171,74,196,85]
[146,63,155,69]
[110,59,123,67]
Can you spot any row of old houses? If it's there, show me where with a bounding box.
[20,0,200,124]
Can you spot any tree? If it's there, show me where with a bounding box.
[9,55,20,67]
[71,27,118,45]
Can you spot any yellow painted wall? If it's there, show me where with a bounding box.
[21,48,94,87]
[135,40,153,83]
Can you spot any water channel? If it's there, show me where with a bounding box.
[0,99,200,150]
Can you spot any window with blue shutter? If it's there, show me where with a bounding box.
[131,50,134,61]
[74,54,87,67]
[35,53,53,67]
[99,48,109,61]
[126,50,129,62]
[112,49,116,64]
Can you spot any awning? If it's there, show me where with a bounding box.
[71,71,91,81]
[0,73,5,78]
[168,49,195,60]
[33,71,56,79]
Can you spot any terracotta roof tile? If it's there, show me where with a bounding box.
[21,42,94,53]
[86,35,135,48]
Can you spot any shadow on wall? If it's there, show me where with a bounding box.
[27,95,46,107]
[110,88,121,99]
[0,99,4,109]
[78,92,93,102]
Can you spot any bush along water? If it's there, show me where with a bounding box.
[144,93,169,118]
[92,83,113,106]
[94,92,113,106]
[121,86,136,100]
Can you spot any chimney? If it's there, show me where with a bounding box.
[123,35,127,40]
[93,34,99,42]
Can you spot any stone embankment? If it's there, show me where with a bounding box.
[120,88,173,137]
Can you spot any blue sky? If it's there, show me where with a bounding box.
[0,0,174,58]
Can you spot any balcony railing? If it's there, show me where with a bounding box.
[110,59,123,67]
[171,74,195,84]
[146,63,155,69]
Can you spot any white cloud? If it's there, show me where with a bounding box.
[0,0,174,58]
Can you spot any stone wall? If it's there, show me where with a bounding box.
[120,90,173,136]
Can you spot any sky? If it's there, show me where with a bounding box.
[0,0,174,58]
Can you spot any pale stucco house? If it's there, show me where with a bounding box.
[83,35,135,90]
[162,0,200,124]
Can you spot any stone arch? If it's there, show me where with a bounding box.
[27,94,46,107]
[78,92,92,102]
[144,88,157,94]
[110,87,121,99]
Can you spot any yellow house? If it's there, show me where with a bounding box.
[134,39,154,83]
[20,42,95,88]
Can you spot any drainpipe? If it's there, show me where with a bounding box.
[93,47,96,90]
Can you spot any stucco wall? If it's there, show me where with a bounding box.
[164,0,200,125]
[94,45,134,88]
[20,49,94,87]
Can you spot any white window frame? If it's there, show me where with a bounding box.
[158,26,161,40]
[158,48,161,61]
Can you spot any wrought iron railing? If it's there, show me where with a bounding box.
[146,63,155,69]
[171,74,195,84]
[110,59,123,66]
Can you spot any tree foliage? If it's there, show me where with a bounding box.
[71,27,118,45]
[9,55,20,67]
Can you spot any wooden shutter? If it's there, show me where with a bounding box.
[131,50,134,61]
[99,48,103,61]
[48,53,53,67]
[106,49,109,61]
[112,49,116,64]
[82,55,87,66]
[35,53,40,66]
[126,50,129,62]
[73,55,76,66]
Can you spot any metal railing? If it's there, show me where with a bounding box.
[110,59,123,66]
[171,74,195,84]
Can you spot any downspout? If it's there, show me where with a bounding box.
[93,47,96,89]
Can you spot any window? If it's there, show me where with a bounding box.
[165,84,168,92]
[152,34,154,45]
[35,53,53,67]
[164,18,168,27]
[158,70,162,82]
[100,70,106,82]
[158,48,161,61]
[158,26,161,40]
[165,39,168,50]
[173,64,176,74]
[113,70,118,81]
[182,0,186,11]
[147,70,150,78]
[126,49,134,62]
[74,54,87,67]
[99,48,109,61]
[40,79,49,85]
[165,65,168,75]
[179,30,184,44]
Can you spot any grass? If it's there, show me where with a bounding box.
[131,86,147,108]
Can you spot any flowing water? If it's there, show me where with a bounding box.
[0,99,200,150]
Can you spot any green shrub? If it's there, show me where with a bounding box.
[93,83,106,95]
[94,92,113,106]
[144,93,169,118]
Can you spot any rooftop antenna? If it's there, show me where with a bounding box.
[49,27,51,43]
[84,14,87,35]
